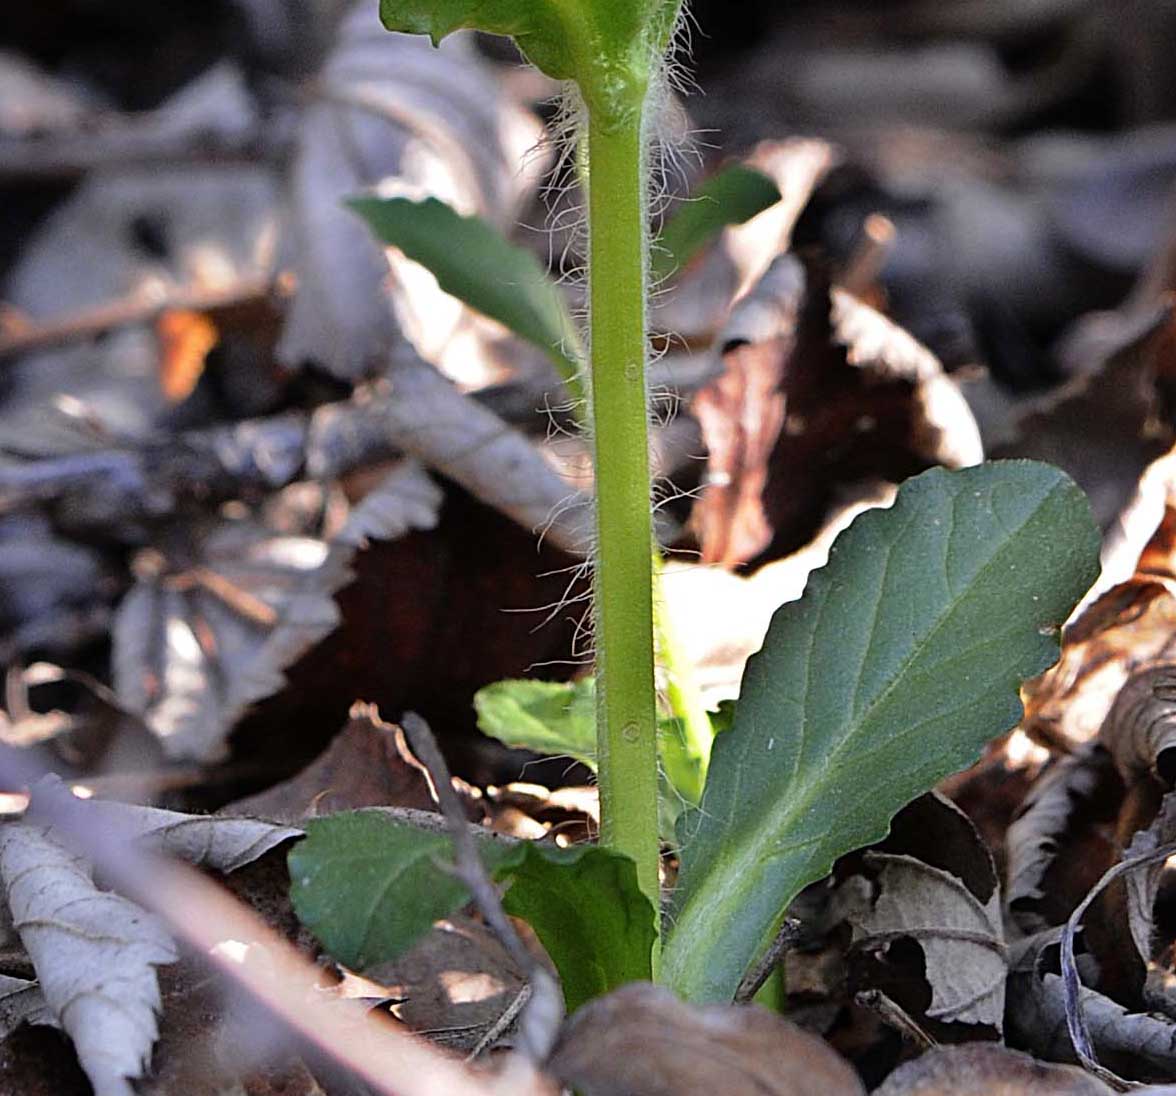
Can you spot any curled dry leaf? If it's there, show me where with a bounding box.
[873,1043,1113,1095]
[1007,931,1176,1083]
[0,783,307,1095]
[0,822,178,1096]
[847,794,1005,1034]
[1099,665,1176,787]
[1006,742,1120,934]
[692,253,980,566]
[112,515,352,761]
[547,982,864,1096]
[1023,442,1176,752]
[852,853,1006,1030]
[1124,790,1176,1011]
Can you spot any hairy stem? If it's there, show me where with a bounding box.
[587,109,661,938]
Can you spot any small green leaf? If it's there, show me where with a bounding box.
[662,461,1100,1002]
[288,812,512,970]
[501,842,657,1009]
[474,678,597,766]
[652,165,781,283]
[379,0,682,121]
[474,678,714,815]
[288,811,655,1008]
[348,196,583,391]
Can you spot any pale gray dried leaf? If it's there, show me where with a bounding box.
[374,349,593,554]
[549,982,864,1096]
[30,779,301,874]
[112,518,352,761]
[277,4,542,378]
[0,974,55,1038]
[0,822,177,1096]
[338,459,443,547]
[874,1043,1113,1095]
[1099,665,1176,787]
[0,51,88,137]
[1006,742,1113,933]
[1126,791,1176,982]
[852,852,1006,1029]
[1008,932,1176,1082]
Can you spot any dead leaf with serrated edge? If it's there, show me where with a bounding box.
[0,778,302,1096]
[112,516,352,762]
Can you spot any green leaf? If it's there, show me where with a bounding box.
[379,0,682,120]
[474,678,597,767]
[661,461,1100,1002]
[348,196,583,391]
[652,165,781,284]
[474,678,714,817]
[288,812,511,970]
[288,811,655,1007]
[500,842,657,1010]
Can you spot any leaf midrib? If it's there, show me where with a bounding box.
[674,479,1063,944]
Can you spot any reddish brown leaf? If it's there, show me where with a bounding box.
[225,702,450,822]
[691,254,980,566]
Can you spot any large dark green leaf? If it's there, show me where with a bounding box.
[501,842,656,1010]
[661,462,1100,1002]
[651,165,781,284]
[349,196,582,386]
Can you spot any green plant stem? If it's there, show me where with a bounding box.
[587,109,661,939]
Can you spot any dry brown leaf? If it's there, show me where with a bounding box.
[364,915,529,1055]
[225,701,445,822]
[873,1043,1113,1095]
[852,853,1006,1029]
[547,982,865,1096]
[846,794,1005,1036]
[992,302,1171,529]
[1006,743,1121,934]
[691,253,979,566]
[337,460,443,548]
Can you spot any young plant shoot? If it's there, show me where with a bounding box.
[288,0,1103,1011]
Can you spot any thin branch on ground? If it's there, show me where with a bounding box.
[733,917,802,1004]
[0,276,274,360]
[401,711,565,1064]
